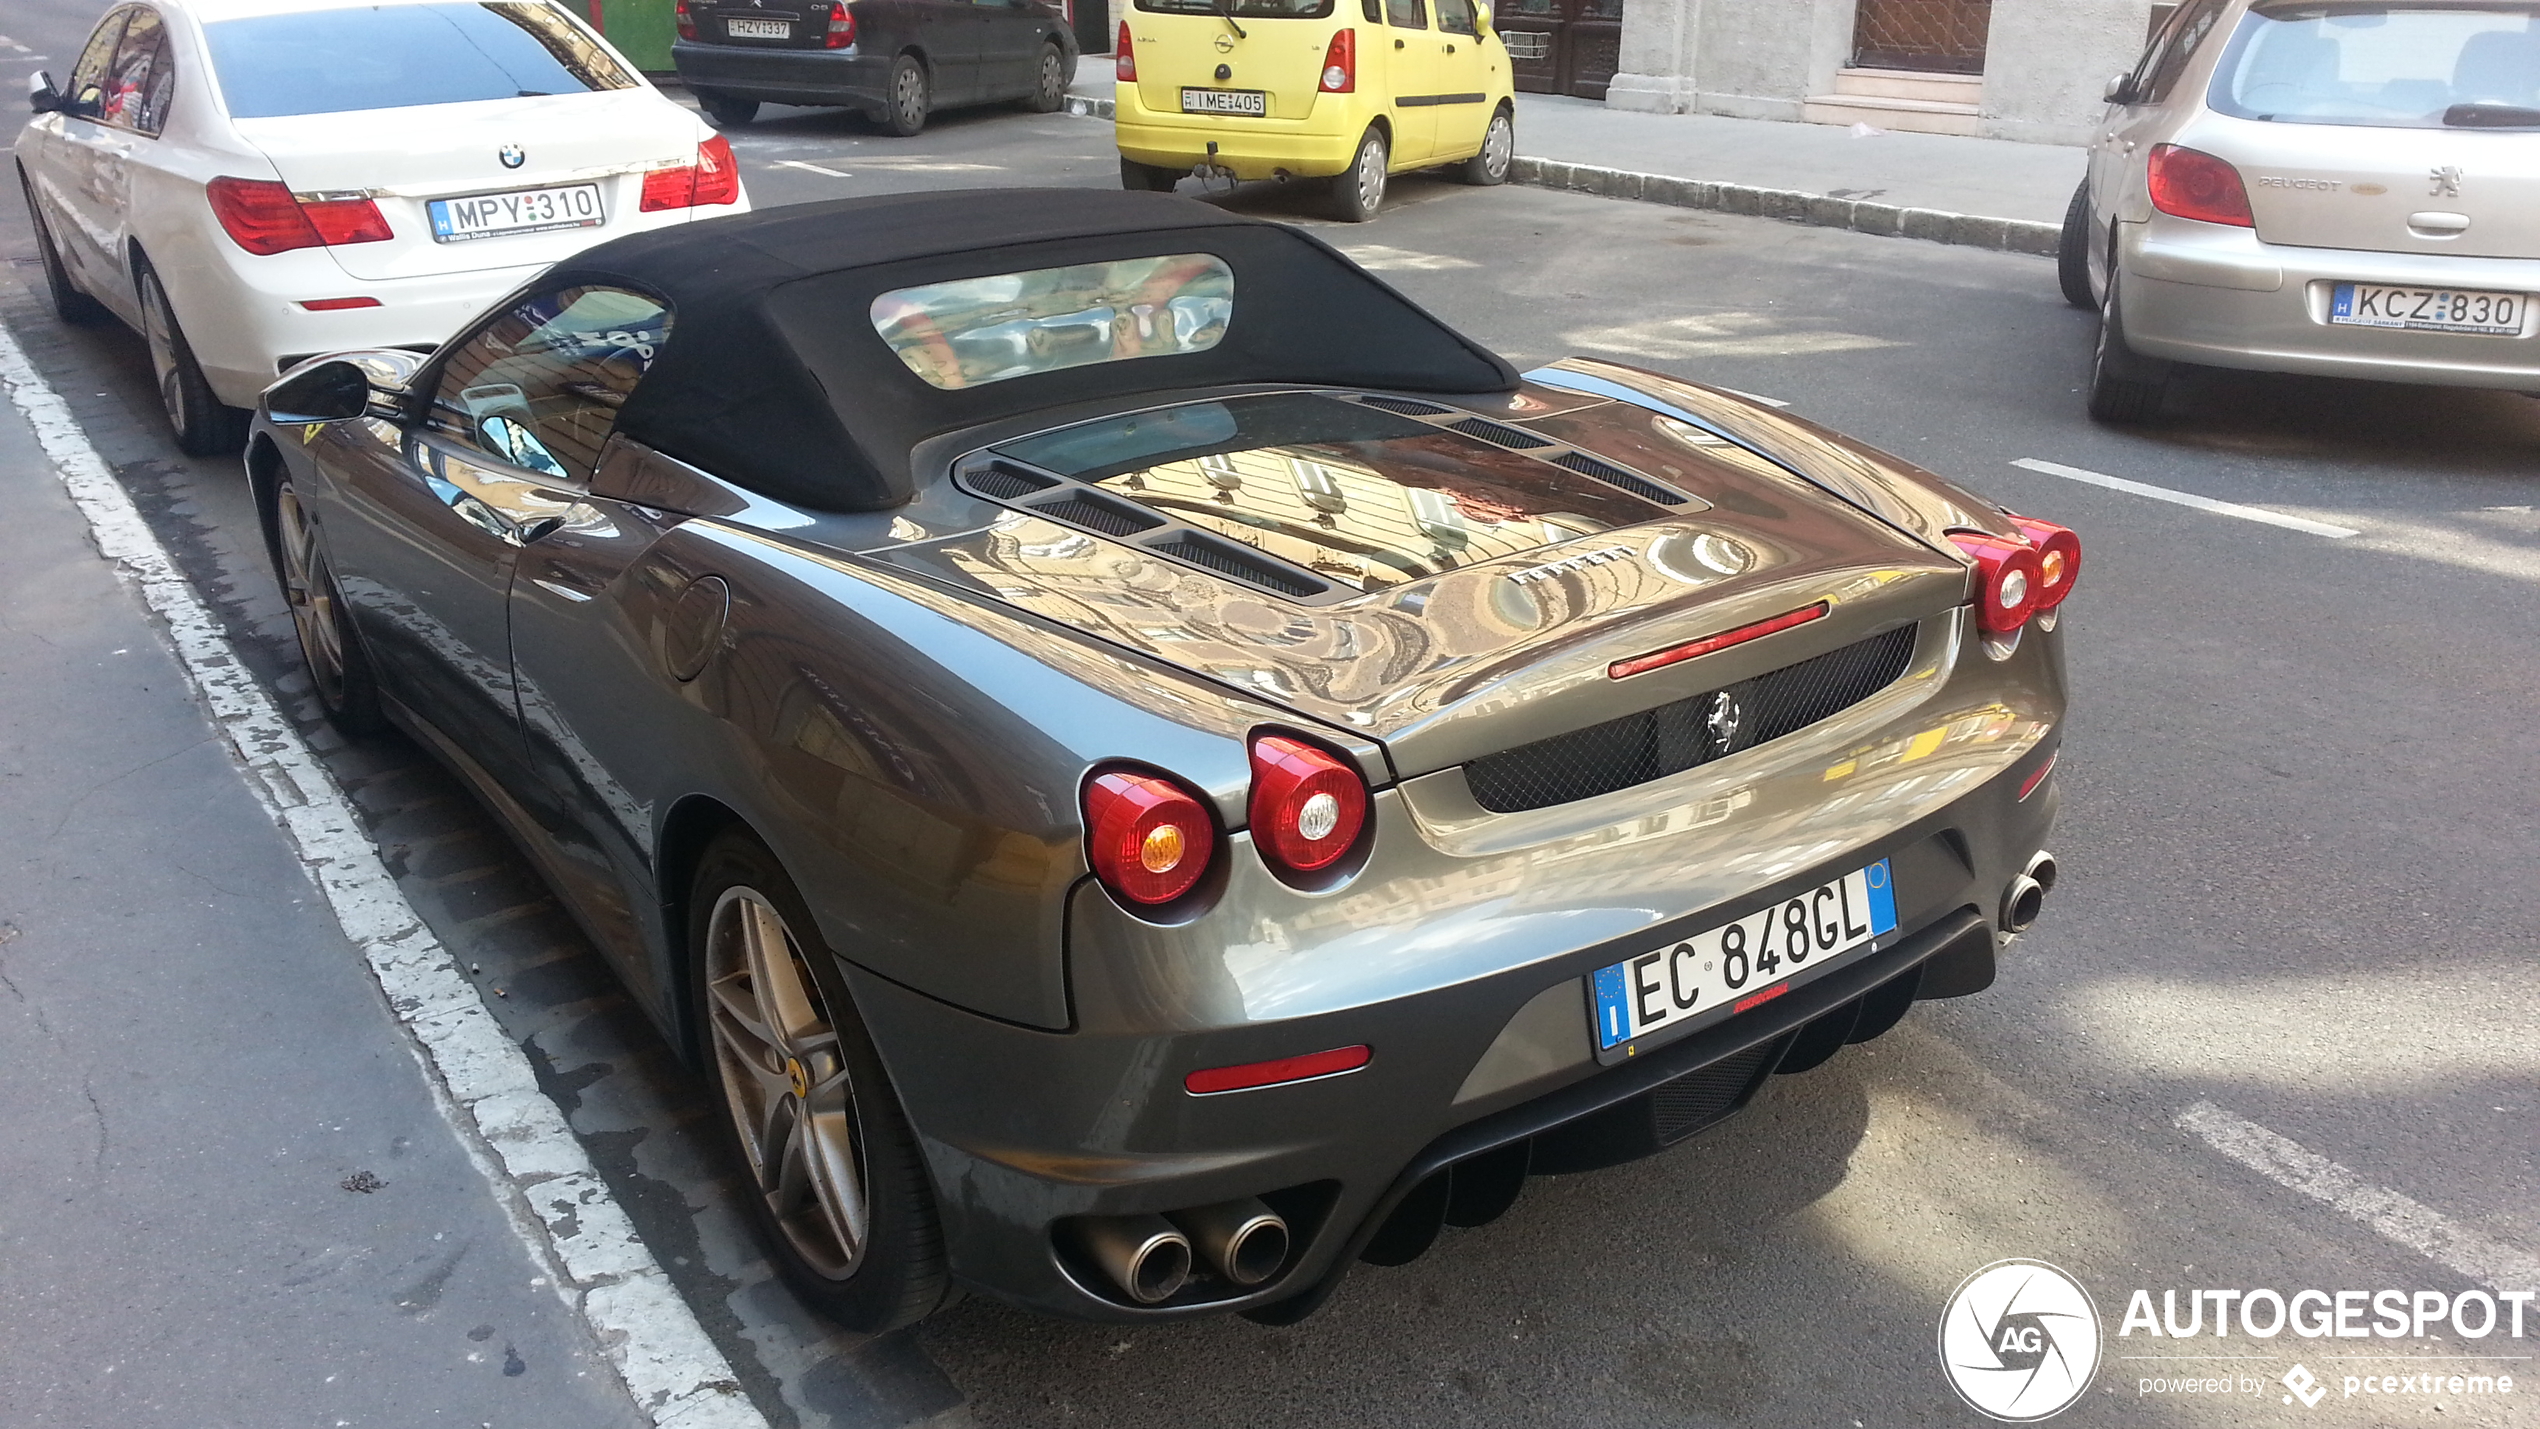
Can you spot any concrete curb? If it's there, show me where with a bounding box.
[1505,156,2061,256]
[1055,103,2054,255]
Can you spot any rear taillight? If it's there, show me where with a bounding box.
[640,136,741,211]
[1248,734,1368,876]
[675,0,695,39]
[1948,532,2043,636]
[824,1,855,48]
[206,177,390,255]
[1116,22,1135,81]
[2147,143,2253,227]
[2007,515,2081,611]
[1085,768,1216,906]
[1319,29,1355,93]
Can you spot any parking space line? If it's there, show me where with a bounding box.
[0,322,770,1429]
[2012,458,2360,539]
[770,158,853,178]
[2177,1101,2540,1292]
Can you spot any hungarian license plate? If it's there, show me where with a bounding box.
[726,16,790,37]
[2329,282,2526,336]
[1589,859,1897,1060]
[428,183,605,243]
[1181,87,1266,116]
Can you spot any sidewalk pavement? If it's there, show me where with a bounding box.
[0,361,644,1426]
[1068,58,2083,253]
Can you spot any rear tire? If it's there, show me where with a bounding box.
[700,91,760,126]
[2087,270,2171,424]
[1454,106,1513,186]
[882,54,930,136]
[689,828,952,1333]
[138,265,248,456]
[1330,126,1388,222]
[2056,180,2095,310]
[1024,43,1066,112]
[20,170,109,326]
[268,476,386,736]
[1119,156,1179,192]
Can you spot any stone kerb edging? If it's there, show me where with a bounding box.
[1058,99,2056,256]
[1505,156,2062,255]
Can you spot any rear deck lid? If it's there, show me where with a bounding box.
[866,390,1968,778]
[2203,2,2540,259]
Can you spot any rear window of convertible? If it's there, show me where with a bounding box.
[870,254,1234,390]
[205,2,636,120]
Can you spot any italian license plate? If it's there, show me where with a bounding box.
[428,183,605,243]
[726,16,790,37]
[2329,282,2526,336]
[1181,87,1266,116]
[1589,859,1898,1060]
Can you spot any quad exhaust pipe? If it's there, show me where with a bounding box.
[1075,1198,1290,1303]
[2001,849,2057,934]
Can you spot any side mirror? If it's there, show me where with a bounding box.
[28,70,63,114]
[266,356,414,424]
[2104,73,2138,105]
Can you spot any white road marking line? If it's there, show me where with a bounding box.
[2011,457,2359,539]
[2177,1101,2540,1292]
[0,324,769,1429]
[770,158,853,178]
[1714,385,1789,408]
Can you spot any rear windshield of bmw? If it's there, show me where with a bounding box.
[205,2,637,120]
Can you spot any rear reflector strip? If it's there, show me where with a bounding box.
[1609,602,1828,680]
[1184,1044,1370,1096]
[1732,984,1789,1016]
[2018,750,2057,802]
[298,297,381,311]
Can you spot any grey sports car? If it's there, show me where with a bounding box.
[248,189,2076,1330]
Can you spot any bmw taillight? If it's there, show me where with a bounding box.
[2147,144,2253,227]
[207,177,392,254]
[824,1,855,48]
[1084,768,1216,906]
[1319,29,1356,93]
[1948,532,2043,636]
[1116,21,1135,81]
[640,136,741,211]
[2007,515,2081,612]
[675,0,695,39]
[1248,734,1368,876]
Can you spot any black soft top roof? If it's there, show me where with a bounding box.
[545,189,1520,511]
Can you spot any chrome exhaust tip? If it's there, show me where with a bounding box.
[1075,1215,1193,1304]
[2025,849,2059,895]
[1171,1198,1290,1287]
[2001,874,2045,934]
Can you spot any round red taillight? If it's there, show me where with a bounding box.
[1084,769,1215,906]
[2008,515,2081,611]
[1248,734,1368,875]
[1948,532,2043,636]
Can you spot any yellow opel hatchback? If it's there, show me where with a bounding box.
[1115,0,1516,221]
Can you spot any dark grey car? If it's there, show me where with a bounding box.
[672,0,1078,133]
[247,190,2075,1331]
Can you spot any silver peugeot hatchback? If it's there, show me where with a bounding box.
[2060,0,2540,421]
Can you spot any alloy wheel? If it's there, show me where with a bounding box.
[139,275,187,433]
[275,485,351,709]
[705,886,869,1279]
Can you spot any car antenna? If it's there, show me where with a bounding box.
[1212,0,1247,40]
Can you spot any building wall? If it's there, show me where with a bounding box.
[1609,0,2158,145]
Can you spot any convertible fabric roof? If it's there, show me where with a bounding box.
[543,189,1521,511]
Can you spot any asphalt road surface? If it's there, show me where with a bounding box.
[4,12,2537,1424]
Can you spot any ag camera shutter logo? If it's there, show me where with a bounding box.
[1939,1259,2103,1420]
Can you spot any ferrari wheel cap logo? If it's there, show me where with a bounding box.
[499,143,527,169]
[786,1057,808,1098]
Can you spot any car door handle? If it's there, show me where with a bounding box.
[1394,37,1405,48]
[1444,42,1456,52]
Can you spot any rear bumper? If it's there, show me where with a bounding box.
[2118,214,2540,391]
[1114,84,1362,179]
[184,256,549,408]
[670,40,890,107]
[848,733,2061,1322]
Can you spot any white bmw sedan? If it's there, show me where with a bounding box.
[2061,0,2540,422]
[15,0,748,453]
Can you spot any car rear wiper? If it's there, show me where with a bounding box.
[2443,102,2540,128]
[1212,0,1247,40]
